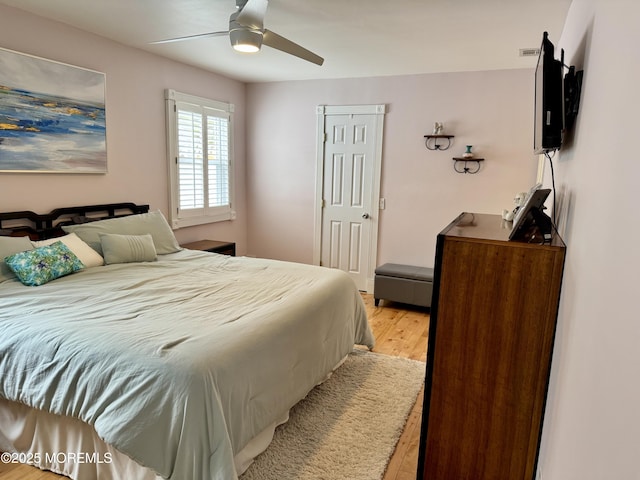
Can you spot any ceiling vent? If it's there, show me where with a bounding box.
[519,48,541,57]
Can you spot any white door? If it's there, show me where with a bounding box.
[314,105,385,292]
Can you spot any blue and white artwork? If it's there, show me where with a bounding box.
[0,47,106,173]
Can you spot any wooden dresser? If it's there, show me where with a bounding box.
[417,212,566,480]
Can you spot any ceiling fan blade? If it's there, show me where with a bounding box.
[236,0,268,30]
[263,29,324,65]
[150,31,229,45]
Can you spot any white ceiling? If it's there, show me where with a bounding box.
[0,0,572,83]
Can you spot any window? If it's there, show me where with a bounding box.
[165,89,235,229]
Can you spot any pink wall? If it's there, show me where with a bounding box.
[0,5,539,267]
[246,70,539,266]
[0,5,248,253]
[537,0,640,478]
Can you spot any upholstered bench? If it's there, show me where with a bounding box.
[373,263,434,308]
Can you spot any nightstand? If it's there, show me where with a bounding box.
[180,240,236,256]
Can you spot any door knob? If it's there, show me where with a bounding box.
[362,213,370,219]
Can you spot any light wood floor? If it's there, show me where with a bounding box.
[0,293,429,480]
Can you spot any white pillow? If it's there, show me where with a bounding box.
[32,232,104,268]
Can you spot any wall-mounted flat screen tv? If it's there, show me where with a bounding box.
[534,32,564,153]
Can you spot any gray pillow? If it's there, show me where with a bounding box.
[100,233,157,265]
[1,236,34,281]
[62,210,181,255]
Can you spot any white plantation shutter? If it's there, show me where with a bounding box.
[166,90,234,228]
[206,114,229,208]
[177,107,205,210]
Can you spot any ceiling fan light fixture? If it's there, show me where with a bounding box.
[151,0,323,65]
[230,28,262,53]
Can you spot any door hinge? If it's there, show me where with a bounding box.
[321,199,326,208]
[323,132,328,143]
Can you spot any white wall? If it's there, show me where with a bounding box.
[0,5,248,253]
[538,0,640,478]
[246,70,539,266]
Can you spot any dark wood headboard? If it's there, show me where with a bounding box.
[0,203,150,240]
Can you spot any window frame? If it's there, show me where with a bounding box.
[165,89,235,229]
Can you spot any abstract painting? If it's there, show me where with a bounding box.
[0,47,106,173]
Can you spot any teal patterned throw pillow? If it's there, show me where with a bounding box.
[4,241,85,286]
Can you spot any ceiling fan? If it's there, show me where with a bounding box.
[150,0,324,66]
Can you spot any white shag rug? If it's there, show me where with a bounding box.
[239,349,425,480]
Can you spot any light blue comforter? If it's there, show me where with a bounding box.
[0,250,374,479]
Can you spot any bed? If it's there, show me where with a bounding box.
[0,203,374,480]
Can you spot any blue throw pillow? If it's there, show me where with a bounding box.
[4,241,85,286]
